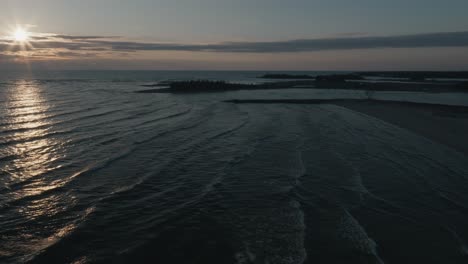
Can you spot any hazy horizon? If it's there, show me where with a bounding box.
[2,0,468,70]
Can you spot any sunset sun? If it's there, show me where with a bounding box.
[13,28,29,42]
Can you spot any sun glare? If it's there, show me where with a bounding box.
[14,28,29,42]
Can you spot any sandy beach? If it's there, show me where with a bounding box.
[338,101,468,156]
[224,96,468,156]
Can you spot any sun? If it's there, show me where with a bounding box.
[14,28,29,42]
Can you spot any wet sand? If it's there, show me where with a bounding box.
[227,98,468,156]
[338,101,468,156]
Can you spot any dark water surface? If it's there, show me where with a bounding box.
[1,71,468,263]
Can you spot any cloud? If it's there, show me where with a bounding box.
[0,53,15,60]
[81,31,468,53]
[1,31,468,59]
[54,51,103,58]
[191,31,468,52]
[53,35,119,40]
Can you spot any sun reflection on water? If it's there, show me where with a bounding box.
[1,80,82,261]
[3,80,59,184]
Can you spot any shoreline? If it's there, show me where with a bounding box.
[227,98,468,156]
[224,98,468,108]
[136,79,467,94]
[339,100,468,156]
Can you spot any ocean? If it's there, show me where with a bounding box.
[1,71,468,264]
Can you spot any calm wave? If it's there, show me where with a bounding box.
[1,71,468,264]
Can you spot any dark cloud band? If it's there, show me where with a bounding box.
[2,31,468,55]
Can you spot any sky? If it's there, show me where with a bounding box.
[1,0,468,70]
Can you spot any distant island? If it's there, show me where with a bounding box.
[260,71,468,81]
[359,71,468,80]
[258,74,315,79]
[137,79,317,93]
[258,73,364,81]
[137,80,255,93]
[136,73,468,94]
[315,74,364,82]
